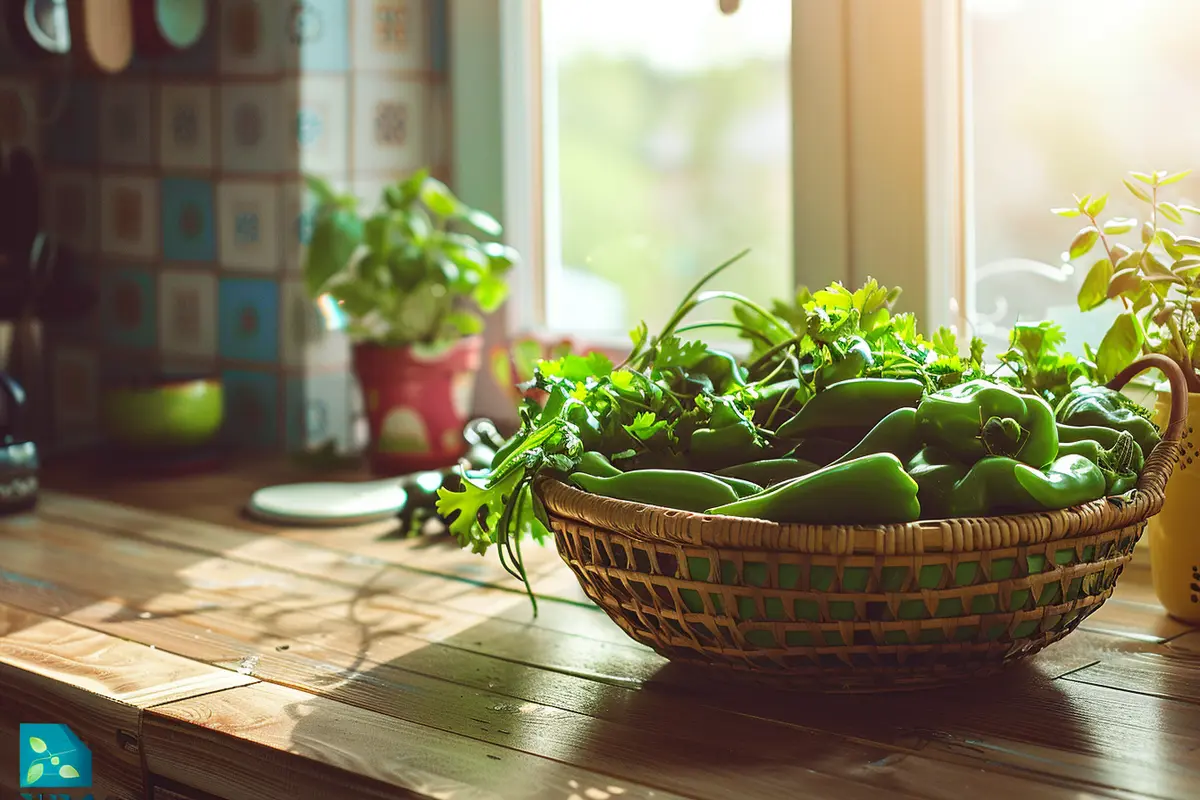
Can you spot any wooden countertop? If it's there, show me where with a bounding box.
[0,459,1197,799]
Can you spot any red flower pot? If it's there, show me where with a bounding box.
[352,335,482,475]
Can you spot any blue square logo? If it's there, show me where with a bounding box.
[162,177,216,262]
[219,277,280,363]
[20,723,93,788]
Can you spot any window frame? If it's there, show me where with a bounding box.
[449,0,970,412]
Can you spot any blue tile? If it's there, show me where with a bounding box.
[161,177,216,262]
[292,0,348,72]
[44,81,98,166]
[100,267,157,349]
[219,277,280,363]
[430,0,448,73]
[222,369,280,449]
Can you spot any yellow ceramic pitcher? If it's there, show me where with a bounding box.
[1149,386,1200,622]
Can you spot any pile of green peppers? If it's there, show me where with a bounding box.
[565,376,1160,526]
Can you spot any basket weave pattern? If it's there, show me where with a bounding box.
[540,357,1187,691]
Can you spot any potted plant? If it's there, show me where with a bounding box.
[304,168,519,475]
[1056,168,1200,621]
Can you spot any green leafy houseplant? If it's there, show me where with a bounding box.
[303,168,519,348]
[1057,169,1200,392]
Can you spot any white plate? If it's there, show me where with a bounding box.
[246,479,406,526]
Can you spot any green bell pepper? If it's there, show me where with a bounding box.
[1056,430,1141,495]
[905,446,969,520]
[1057,422,1144,467]
[829,407,921,466]
[941,454,1106,518]
[751,379,807,422]
[690,398,765,469]
[574,451,623,478]
[1054,384,1161,460]
[715,457,820,486]
[570,469,739,512]
[706,453,920,525]
[915,379,1058,468]
[774,378,924,440]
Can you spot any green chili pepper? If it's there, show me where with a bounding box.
[690,422,764,468]
[905,446,969,520]
[915,380,1058,468]
[706,473,763,498]
[574,451,623,478]
[1055,384,1161,459]
[715,457,820,486]
[814,337,874,390]
[775,378,924,440]
[829,407,921,466]
[695,348,747,394]
[942,454,1106,518]
[752,379,807,421]
[786,436,860,467]
[570,469,740,512]
[1056,430,1141,495]
[706,453,920,524]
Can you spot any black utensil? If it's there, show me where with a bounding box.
[0,370,38,514]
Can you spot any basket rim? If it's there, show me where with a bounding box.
[536,456,1169,555]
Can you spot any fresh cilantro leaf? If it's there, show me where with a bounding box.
[812,282,853,311]
[969,336,986,367]
[436,468,522,554]
[852,278,889,316]
[932,326,958,358]
[655,336,709,369]
[624,411,667,441]
[610,369,636,391]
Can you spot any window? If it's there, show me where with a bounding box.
[963,0,1200,357]
[539,0,793,338]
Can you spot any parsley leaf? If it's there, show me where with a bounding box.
[655,336,709,369]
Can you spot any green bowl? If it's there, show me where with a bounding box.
[100,376,224,451]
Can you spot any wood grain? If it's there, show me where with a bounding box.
[0,513,1167,799]
[7,467,1196,799]
[144,681,692,800]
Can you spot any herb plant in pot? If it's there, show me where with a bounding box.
[304,169,519,475]
[1057,168,1200,621]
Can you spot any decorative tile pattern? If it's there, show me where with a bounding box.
[99,176,159,260]
[43,80,99,166]
[286,371,352,451]
[351,0,428,72]
[159,83,216,170]
[101,267,157,350]
[222,369,281,449]
[219,82,283,173]
[286,0,351,73]
[159,269,218,359]
[280,280,349,369]
[219,0,282,75]
[157,9,219,75]
[99,81,153,166]
[351,75,427,174]
[51,346,100,430]
[290,75,349,174]
[219,277,280,363]
[218,180,280,271]
[43,172,99,255]
[162,177,217,262]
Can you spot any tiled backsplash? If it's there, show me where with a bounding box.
[0,0,450,455]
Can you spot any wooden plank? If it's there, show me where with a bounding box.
[0,519,1165,799]
[0,603,256,707]
[144,681,696,800]
[0,603,254,800]
[1077,597,1193,642]
[1063,648,1200,705]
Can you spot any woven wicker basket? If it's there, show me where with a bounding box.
[540,355,1189,691]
